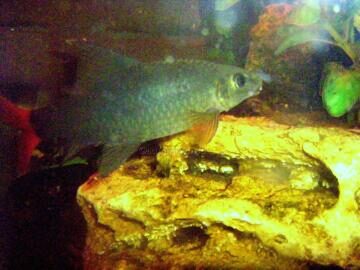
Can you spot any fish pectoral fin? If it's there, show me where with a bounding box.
[188,109,220,147]
[98,143,140,176]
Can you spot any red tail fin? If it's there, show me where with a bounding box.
[0,96,40,175]
[0,95,31,130]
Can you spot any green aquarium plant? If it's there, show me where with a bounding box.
[322,62,360,117]
[275,0,360,117]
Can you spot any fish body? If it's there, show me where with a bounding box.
[1,45,263,176]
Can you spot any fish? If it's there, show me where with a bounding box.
[0,44,263,176]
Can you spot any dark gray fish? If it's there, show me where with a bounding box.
[28,45,263,176]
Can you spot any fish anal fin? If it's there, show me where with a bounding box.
[98,143,140,176]
[189,111,219,147]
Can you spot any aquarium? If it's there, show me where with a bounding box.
[0,0,359,269]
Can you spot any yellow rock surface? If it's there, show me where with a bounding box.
[77,116,360,269]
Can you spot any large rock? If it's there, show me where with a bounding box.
[77,116,360,269]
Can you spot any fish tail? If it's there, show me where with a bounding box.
[0,95,40,175]
[0,95,31,130]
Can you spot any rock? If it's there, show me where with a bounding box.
[77,116,360,269]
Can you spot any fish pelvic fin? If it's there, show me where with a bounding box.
[0,95,40,176]
[189,109,220,147]
[98,143,140,177]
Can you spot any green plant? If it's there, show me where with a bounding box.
[276,0,360,61]
[275,0,360,117]
[322,62,360,117]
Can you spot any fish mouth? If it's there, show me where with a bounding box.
[256,70,271,83]
[248,83,263,97]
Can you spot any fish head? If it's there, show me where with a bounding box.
[215,67,263,111]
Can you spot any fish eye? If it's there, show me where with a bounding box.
[233,73,246,88]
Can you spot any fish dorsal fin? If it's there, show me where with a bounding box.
[98,143,140,176]
[76,43,140,70]
[73,43,140,90]
[188,109,220,147]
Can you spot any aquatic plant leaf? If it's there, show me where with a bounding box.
[62,157,88,166]
[348,0,360,19]
[322,63,360,117]
[354,10,360,32]
[215,0,240,11]
[287,0,320,26]
[275,28,328,56]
